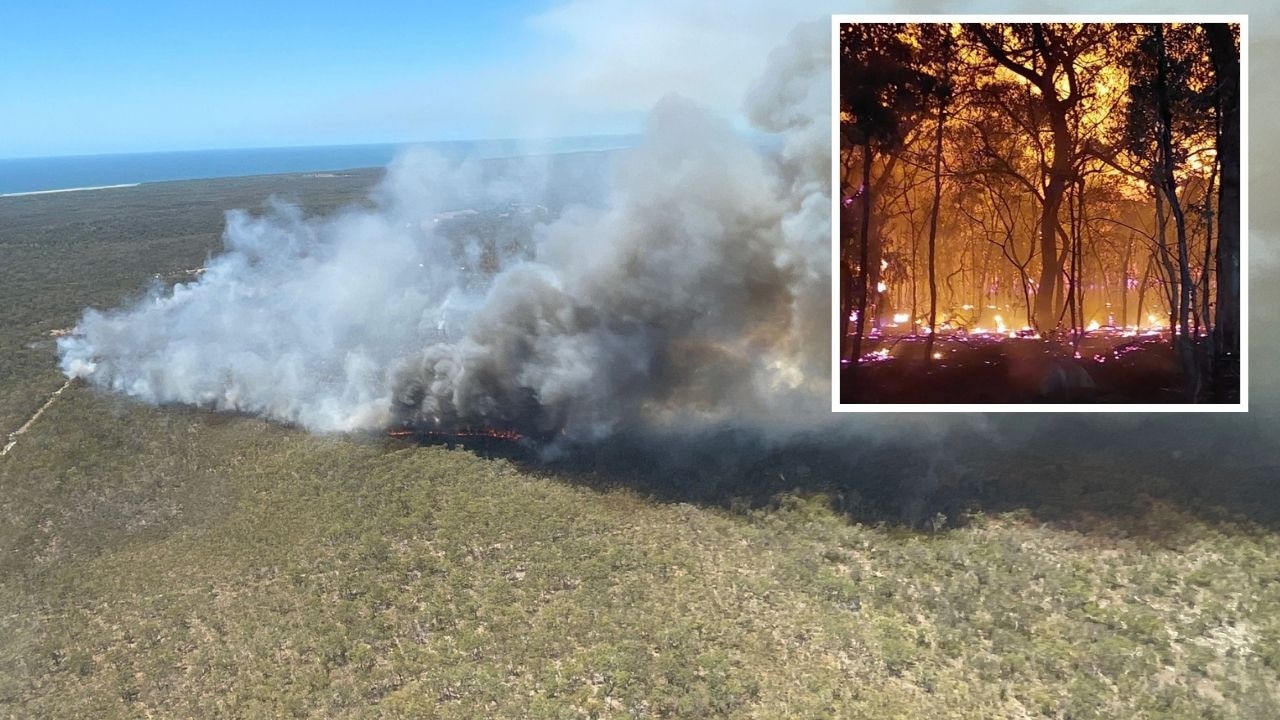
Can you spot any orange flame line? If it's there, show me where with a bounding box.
[387,428,524,442]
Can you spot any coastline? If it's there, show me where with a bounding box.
[0,136,638,197]
[0,148,628,214]
[0,183,140,198]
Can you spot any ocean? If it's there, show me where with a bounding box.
[0,135,639,196]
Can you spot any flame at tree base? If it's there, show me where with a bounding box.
[387,426,526,443]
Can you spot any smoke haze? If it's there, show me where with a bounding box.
[56,3,1277,460]
[58,22,858,444]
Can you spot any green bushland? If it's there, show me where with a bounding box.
[1,173,1277,718]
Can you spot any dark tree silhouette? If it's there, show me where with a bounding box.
[1204,23,1241,402]
[969,24,1102,331]
[922,25,955,363]
[839,24,934,364]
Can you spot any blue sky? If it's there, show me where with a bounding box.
[0,1,573,158]
[0,1,840,159]
[2,1,1270,160]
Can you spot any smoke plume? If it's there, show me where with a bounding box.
[54,11,1275,465]
[57,22,851,443]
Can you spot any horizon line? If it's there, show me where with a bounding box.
[0,132,645,164]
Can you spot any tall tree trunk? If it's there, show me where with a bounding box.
[910,222,919,334]
[1035,115,1071,331]
[923,100,946,362]
[870,213,887,329]
[1136,253,1154,331]
[1199,150,1218,378]
[1121,232,1134,327]
[971,26,1076,333]
[1202,155,1217,335]
[1153,188,1176,335]
[1066,183,1079,343]
[1078,178,1091,330]
[1154,24,1199,401]
[851,141,874,366]
[977,242,992,324]
[1205,23,1240,402]
[1021,270,1034,330]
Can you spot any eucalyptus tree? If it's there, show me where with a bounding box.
[968,23,1110,331]
[920,24,957,362]
[1123,23,1218,398]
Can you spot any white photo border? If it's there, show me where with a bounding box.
[829,14,1249,413]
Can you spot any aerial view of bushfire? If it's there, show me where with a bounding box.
[54,22,842,447]
[838,22,1243,406]
[7,3,1280,716]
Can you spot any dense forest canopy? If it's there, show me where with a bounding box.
[839,22,1241,403]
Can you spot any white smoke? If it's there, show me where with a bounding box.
[58,21,853,443]
[53,9,1271,457]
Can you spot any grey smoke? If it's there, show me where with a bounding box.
[58,21,867,443]
[54,11,1275,460]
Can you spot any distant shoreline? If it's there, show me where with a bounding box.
[0,147,635,205]
[0,183,140,198]
[0,137,638,197]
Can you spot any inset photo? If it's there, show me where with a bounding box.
[832,17,1246,410]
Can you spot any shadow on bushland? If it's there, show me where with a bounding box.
[398,412,1280,537]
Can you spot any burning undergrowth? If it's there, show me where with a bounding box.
[47,16,1280,530]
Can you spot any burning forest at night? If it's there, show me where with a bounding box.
[838,22,1242,406]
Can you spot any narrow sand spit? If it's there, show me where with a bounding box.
[0,183,139,198]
